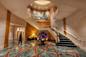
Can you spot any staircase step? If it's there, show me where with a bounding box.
[60,38,69,40]
[60,40,72,42]
[57,34,77,47]
[57,43,74,45]
[58,42,75,44]
[57,43,77,47]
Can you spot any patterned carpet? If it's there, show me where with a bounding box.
[0,41,85,57]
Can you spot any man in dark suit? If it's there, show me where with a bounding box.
[18,32,22,45]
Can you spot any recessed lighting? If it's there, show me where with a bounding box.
[34,0,51,5]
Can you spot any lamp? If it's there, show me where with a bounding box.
[29,33,37,39]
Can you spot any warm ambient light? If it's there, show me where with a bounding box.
[34,0,51,5]
[32,33,37,37]
[29,33,37,39]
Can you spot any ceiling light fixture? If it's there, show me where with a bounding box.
[27,0,58,20]
[34,0,51,5]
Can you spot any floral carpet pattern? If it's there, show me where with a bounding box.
[0,41,84,57]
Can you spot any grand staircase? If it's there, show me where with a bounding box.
[57,34,77,47]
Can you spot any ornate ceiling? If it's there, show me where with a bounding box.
[0,0,78,20]
[28,0,57,11]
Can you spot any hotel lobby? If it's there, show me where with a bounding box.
[0,0,86,57]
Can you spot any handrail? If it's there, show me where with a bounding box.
[51,27,86,48]
[65,32,86,42]
[65,32,86,47]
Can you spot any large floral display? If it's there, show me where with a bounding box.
[38,31,48,41]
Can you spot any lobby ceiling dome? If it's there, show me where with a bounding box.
[27,0,57,11]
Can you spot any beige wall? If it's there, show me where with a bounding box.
[66,11,86,51]
[0,3,7,49]
[55,10,86,51]
[67,11,86,40]
[0,3,27,48]
[55,11,86,41]
[10,14,26,26]
[9,14,26,47]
